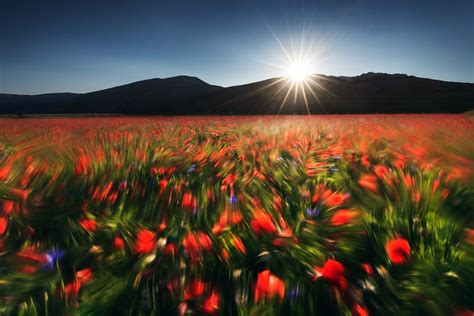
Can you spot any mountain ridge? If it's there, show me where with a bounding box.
[1,73,473,114]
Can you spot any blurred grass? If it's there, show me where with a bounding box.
[0,115,473,315]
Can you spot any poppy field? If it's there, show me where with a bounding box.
[0,115,473,315]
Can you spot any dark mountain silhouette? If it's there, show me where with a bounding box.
[0,76,223,114]
[1,73,473,115]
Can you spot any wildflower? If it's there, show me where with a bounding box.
[159,179,168,191]
[229,195,238,204]
[64,280,82,297]
[221,249,230,262]
[250,210,277,235]
[114,236,125,250]
[184,280,206,300]
[74,155,90,175]
[374,164,388,179]
[17,247,48,263]
[202,291,220,314]
[79,218,97,232]
[150,166,159,175]
[324,191,348,207]
[361,263,373,276]
[432,177,441,192]
[254,270,285,302]
[76,268,94,284]
[182,231,212,262]
[182,192,196,209]
[358,175,379,193]
[330,209,359,226]
[315,259,347,291]
[0,216,7,235]
[464,229,474,245]
[231,235,246,254]
[134,229,156,254]
[2,200,15,215]
[306,207,320,217]
[361,154,371,168]
[212,210,243,234]
[0,163,13,181]
[353,304,369,316]
[403,174,413,189]
[158,219,167,232]
[386,237,411,264]
[441,189,449,199]
[164,242,178,257]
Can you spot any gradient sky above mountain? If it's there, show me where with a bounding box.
[1,0,473,94]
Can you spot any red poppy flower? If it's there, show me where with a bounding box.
[361,154,371,168]
[361,263,373,275]
[64,280,82,297]
[221,249,230,262]
[150,166,159,175]
[353,304,369,316]
[20,264,39,274]
[182,192,196,209]
[358,175,379,193]
[158,219,167,232]
[76,268,93,284]
[432,178,440,192]
[212,210,243,234]
[16,249,43,265]
[403,174,414,189]
[182,231,212,262]
[318,259,345,283]
[114,236,125,250]
[315,259,348,292]
[74,155,90,175]
[330,209,359,226]
[164,242,178,258]
[250,210,277,235]
[184,280,206,300]
[134,229,156,254]
[374,165,388,179]
[324,191,348,207]
[231,235,246,254]
[2,200,15,215]
[465,229,474,245]
[79,218,97,232]
[202,291,220,314]
[0,163,13,181]
[0,216,7,235]
[159,179,168,191]
[386,237,411,264]
[254,270,285,302]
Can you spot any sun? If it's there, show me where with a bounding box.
[285,59,312,84]
[257,25,329,114]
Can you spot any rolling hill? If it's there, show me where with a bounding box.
[1,73,473,114]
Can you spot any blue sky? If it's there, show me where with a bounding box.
[1,0,473,94]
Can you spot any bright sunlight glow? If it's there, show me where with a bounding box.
[259,25,328,114]
[285,60,312,84]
